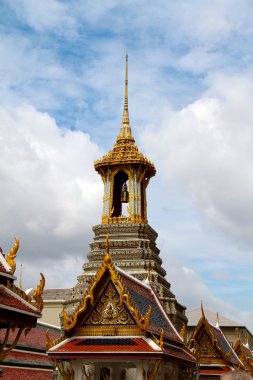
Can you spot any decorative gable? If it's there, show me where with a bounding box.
[196,329,220,360]
[84,280,136,327]
[63,235,151,336]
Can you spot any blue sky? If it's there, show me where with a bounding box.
[1,0,253,330]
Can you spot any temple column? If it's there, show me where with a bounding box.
[71,359,84,379]
[136,361,143,379]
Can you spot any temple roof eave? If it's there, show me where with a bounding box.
[94,158,156,176]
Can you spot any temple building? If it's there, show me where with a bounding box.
[187,308,253,349]
[43,55,187,333]
[47,235,196,379]
[234,336,253,376]
[0,238,47,378]
[188,306,244,379]
[44,56,197,378]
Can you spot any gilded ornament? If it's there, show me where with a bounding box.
[180,323,186,340]
[57,360,74,380]
[45,329,54,351]
[6,237,19,273]
[33,272,45,312]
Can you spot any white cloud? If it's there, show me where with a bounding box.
[0,104,103,286]
[167,259,253,330]
[141,71,253,256]
[9,0,77,34]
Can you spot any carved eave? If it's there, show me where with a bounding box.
[94,141,156,177]
[62,249,152,337]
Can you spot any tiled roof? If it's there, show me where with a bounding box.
[164,345,196,363]
[0,285,41,318]
[200,367,231,375]
[117,268,182,344]
[0,322,60,349]
[43,288,71,300]
[50,336,160,354]
[209,324,241,366]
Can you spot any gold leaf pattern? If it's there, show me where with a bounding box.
[85,281,135,326]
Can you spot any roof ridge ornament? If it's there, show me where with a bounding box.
[201,301,206,320]
[6,237,19,273]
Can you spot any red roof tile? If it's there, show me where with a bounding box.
[0,322,60,348]
[0,285,41,318]
[50,337,159,354]
[164,346,196,363]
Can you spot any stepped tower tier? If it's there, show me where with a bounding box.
[66,55,187,331]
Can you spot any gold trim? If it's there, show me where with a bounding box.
[75,325,143,336]
[33,273,45,312]
[6,237,19,273]
[63,236,151,335]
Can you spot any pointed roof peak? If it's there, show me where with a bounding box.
[94,56,156,177]
[117,54,134,141]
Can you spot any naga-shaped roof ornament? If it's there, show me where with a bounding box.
[6,237,19,273]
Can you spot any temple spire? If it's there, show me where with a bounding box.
[117,54,133,141]
[122,53,129,125]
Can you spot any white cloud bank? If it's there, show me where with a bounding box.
[142,71,253,258]
[0,104,103,287]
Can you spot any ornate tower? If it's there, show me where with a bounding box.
[94,54,155,226]
[67,56,187,330]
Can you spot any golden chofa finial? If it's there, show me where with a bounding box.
[33,273,45,312]
[6,237,19,273]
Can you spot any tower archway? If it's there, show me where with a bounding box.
[111,170,129,218]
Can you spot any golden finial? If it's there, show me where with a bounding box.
[45,330,54,351]
[159,328,164,348]
[19,264,22,290]
[6,237,19,273]
[180,323,186,340]
[201,301,205,320]
[33,273,45,312]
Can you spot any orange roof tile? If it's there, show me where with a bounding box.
[0,285,41,318]
[51,337,159,354]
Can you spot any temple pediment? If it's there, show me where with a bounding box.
[62,236,151,337]
[84,280,136,327]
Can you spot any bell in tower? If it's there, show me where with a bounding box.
[120,182,129,203]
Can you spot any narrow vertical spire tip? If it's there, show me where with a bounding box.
[122,53,129,125]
